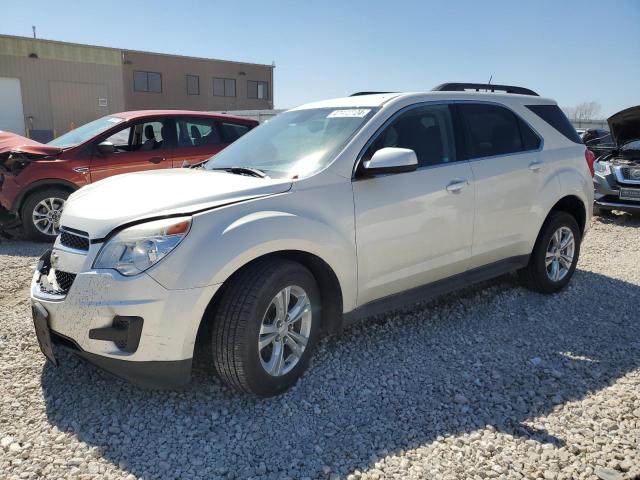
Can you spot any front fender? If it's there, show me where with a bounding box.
[148,192,358,312]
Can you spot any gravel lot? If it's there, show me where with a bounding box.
[1,214,639,480]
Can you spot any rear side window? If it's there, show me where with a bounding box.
[220,122,251,142]
[459,104,525,158]
[175,117,221,148]
[519,118,542,150]
[526,104,582,144]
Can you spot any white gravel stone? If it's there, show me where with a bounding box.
[1,214,639,479]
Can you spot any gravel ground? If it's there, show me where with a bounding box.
[1,214,639,480]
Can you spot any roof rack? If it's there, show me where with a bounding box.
[349,91,395,97]
[432,83,539,96]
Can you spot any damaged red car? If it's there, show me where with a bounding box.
[0,111,257,241]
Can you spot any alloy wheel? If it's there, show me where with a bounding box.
[32,197,65,236]
[258,285,312,376]
[545,226,575,282]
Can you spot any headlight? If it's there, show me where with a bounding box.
[93,217,191,276]
[594,161,610,176]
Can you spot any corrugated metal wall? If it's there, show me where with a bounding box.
[0,37,125,139]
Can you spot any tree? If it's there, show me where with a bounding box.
[563,101,602,120]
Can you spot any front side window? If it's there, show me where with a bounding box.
[102,119,172,152]
[213,78,236,97]
[364,104,456,167]
[175,118,221,147]
[459,103,536,158]
[134,71,162,93]
[248,80,269,100]
[205,107,377,178]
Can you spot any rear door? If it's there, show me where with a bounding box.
[172,116,226,167]
[89,117,174,182]
[455,102,546,267]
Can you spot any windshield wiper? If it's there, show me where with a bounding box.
[209,166,268,178]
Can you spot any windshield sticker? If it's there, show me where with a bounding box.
[327,109,371,119]
[107,117,123,123]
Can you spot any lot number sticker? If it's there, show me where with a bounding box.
[327,109,371,118]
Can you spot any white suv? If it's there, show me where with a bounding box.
[31,83,594,397]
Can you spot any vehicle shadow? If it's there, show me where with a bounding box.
[595,211,640,228]
[41,269,640,479]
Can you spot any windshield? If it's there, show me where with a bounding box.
[48,116,125,148]
[204,107,377,178]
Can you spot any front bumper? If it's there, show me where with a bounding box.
[593,171,640,213]
[30,248,220,388]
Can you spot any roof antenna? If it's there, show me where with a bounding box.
[487,75,493,92]
[32,26,36,39]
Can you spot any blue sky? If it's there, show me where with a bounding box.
[2,0,639,116]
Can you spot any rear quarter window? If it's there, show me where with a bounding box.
[526,104,582,144]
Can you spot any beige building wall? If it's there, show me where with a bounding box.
[122,50,273,112]
[0,36,125,138]
[0,35,274,140]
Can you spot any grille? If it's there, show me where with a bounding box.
[620,167,640,181]
[60,229,90,251]
[54,270,76,293]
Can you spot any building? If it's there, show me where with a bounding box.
[0,34,274,142]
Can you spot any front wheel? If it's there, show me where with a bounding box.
[21,188,70,242]
[211,259,321,397]
[518,211,581,294]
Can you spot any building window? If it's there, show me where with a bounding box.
[134,71,162,93]
[247,80,269,100]
[186,75,200,95]
[213,78,236,97]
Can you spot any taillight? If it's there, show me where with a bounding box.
[585,149,596,177]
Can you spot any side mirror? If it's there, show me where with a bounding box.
[361,147,418,176]
[97,141,115,156]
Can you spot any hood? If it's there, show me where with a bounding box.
[608,105,640,147]
[61,168,292,239]
[0,130,63,156]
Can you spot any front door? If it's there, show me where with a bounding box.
[353,103,475,306]
[89,117,173,182]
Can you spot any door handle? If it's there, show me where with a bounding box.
[528,161,544,172]
[149,157,165,164]
[446,180,469,193]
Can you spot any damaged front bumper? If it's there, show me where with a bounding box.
[593,164,640,214]
[30,248,219,388]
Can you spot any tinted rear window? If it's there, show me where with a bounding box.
[459,103,524,158]
[526,104,582,144]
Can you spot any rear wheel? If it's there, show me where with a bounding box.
[21,188,70,242]
[211,259,321,397]
[518,211,581,294]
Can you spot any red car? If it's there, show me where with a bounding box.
[0,110,257,241]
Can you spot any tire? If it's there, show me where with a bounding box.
[518,211,581,294]
[21,188,70,242]
[211,259,321,397]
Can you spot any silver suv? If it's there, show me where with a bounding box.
[31,83,593,396]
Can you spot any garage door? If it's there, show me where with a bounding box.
[0,77,25,135]
[50,81,109,137]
